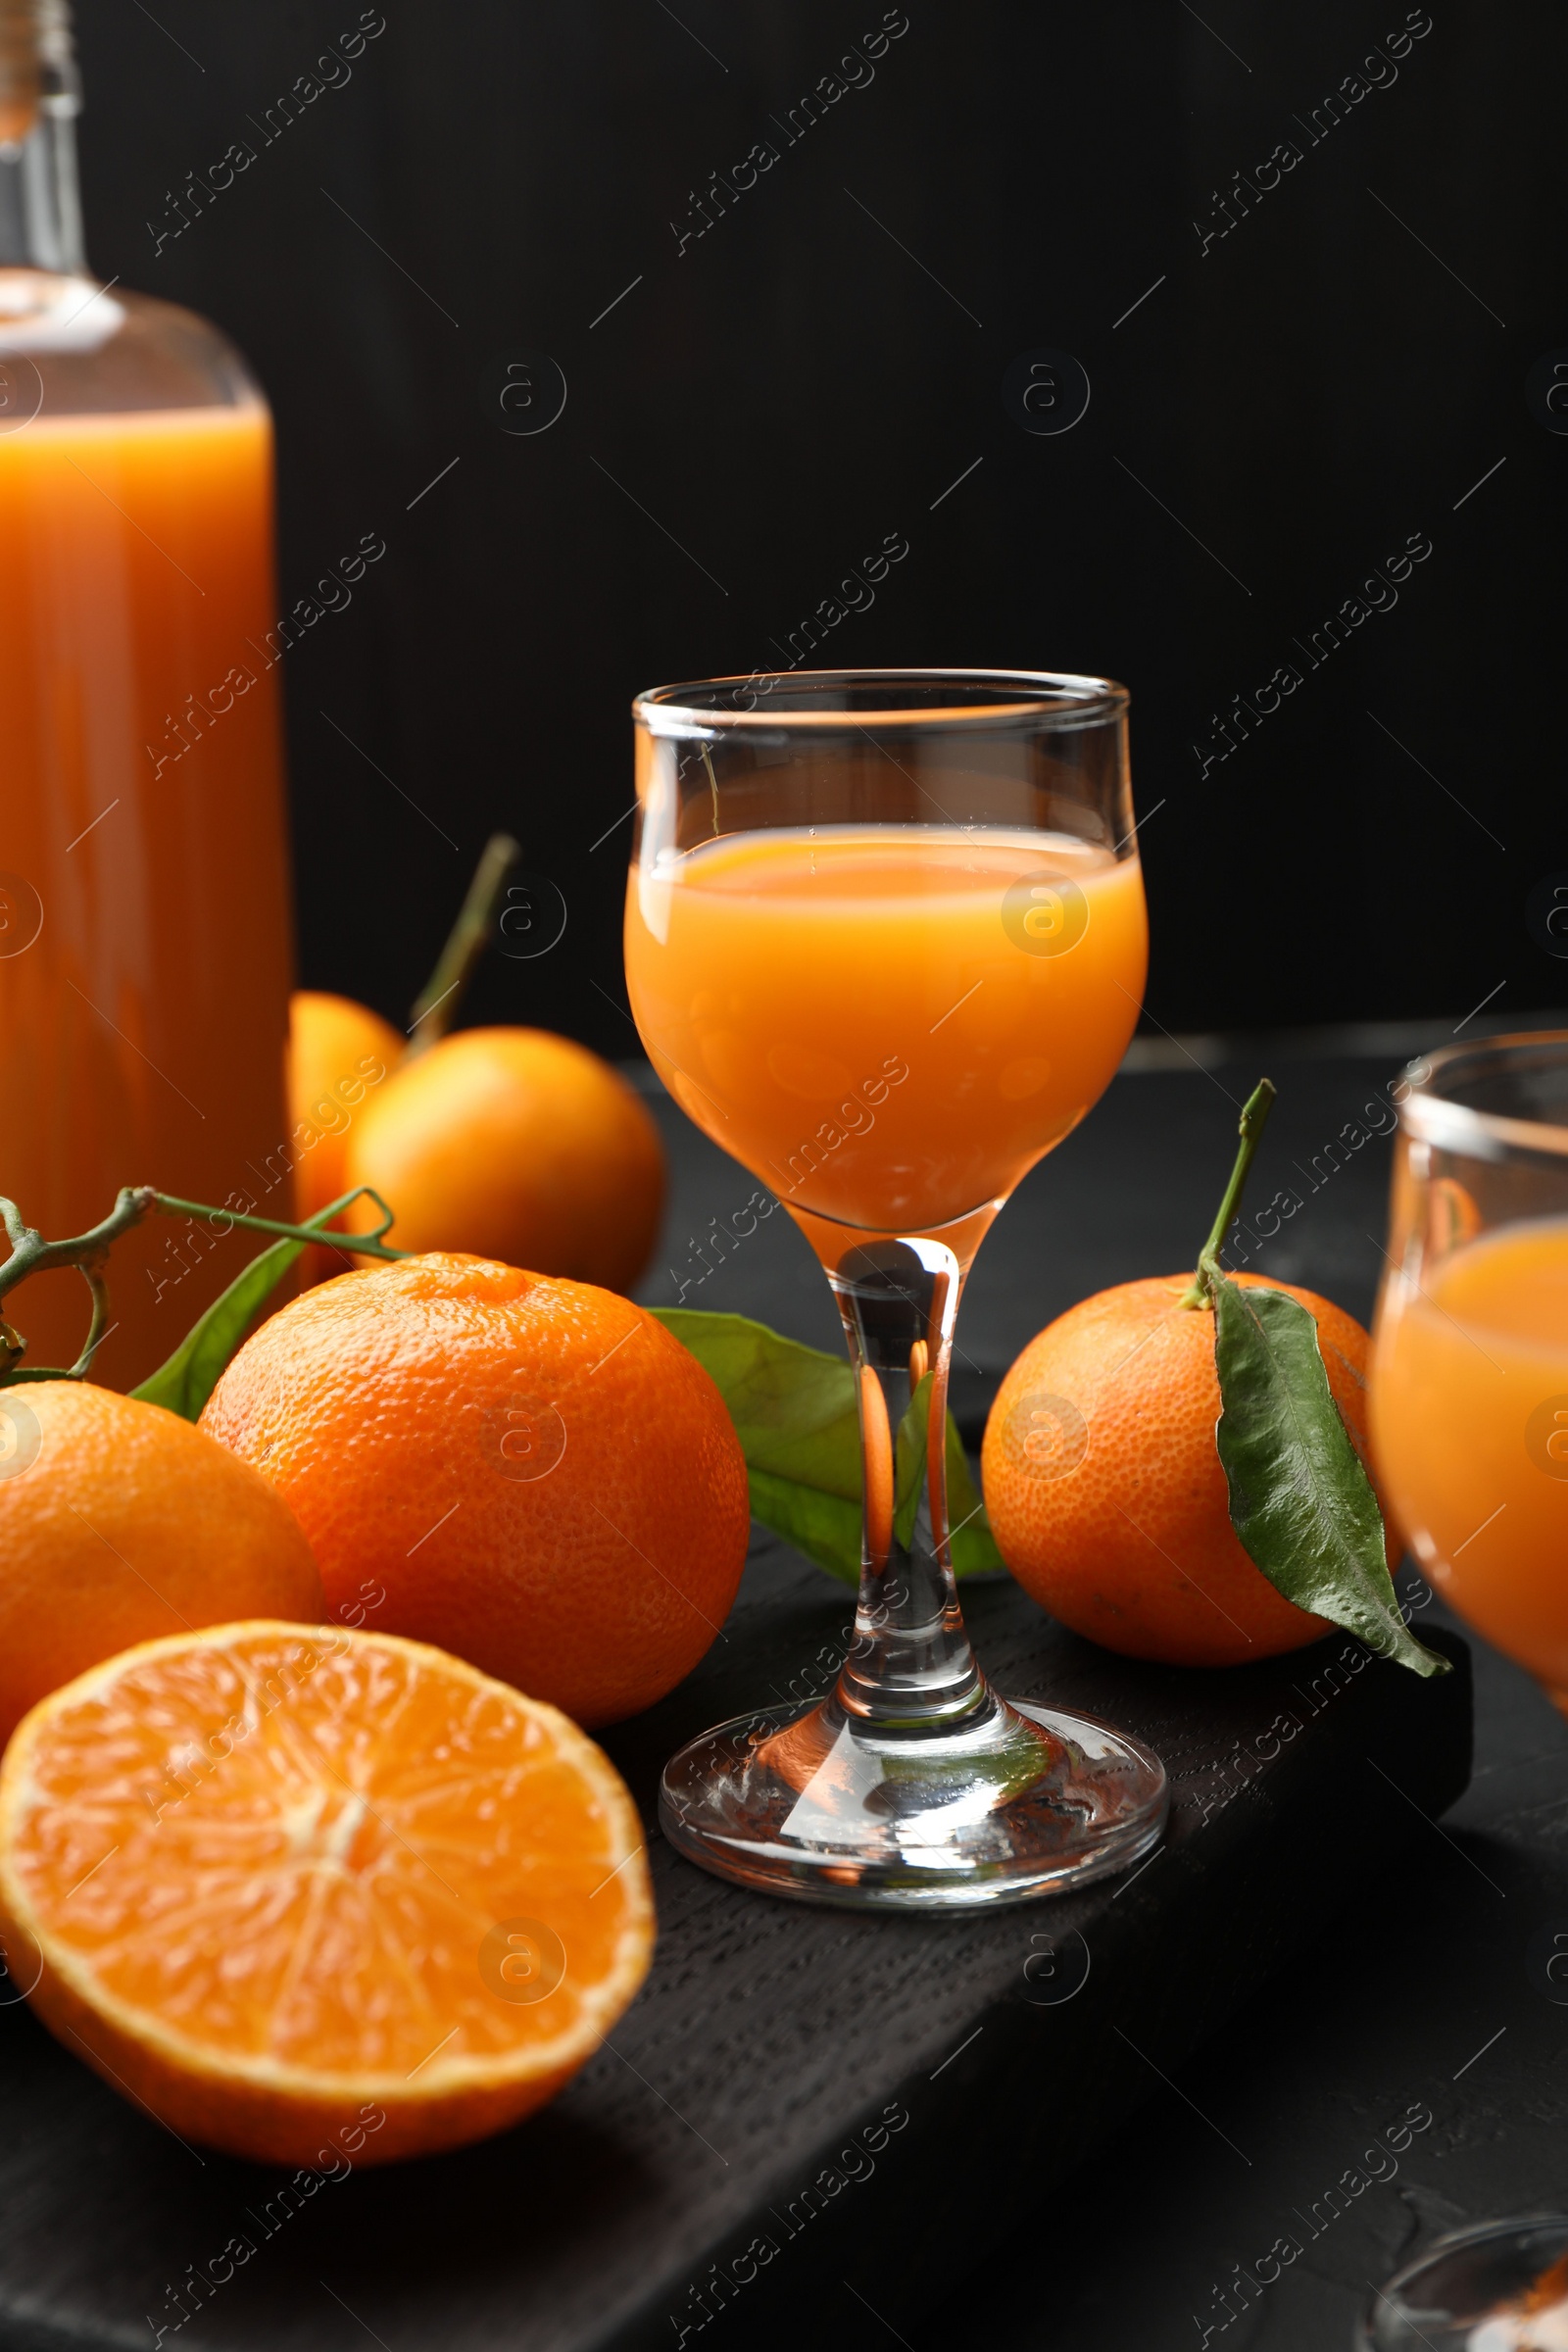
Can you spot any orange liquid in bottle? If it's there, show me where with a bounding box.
[624,826,1147,1234]
[1371,1217,1568,1700]
[0,402,294,1387]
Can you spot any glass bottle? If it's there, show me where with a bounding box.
[0,0,296,1388]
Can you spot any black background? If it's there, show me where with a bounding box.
[72,0,1566,1052]
[15,22,1568,2347]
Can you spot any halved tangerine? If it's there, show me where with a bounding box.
[0,1621,654,2166]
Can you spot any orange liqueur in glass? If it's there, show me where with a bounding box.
[626,825,1147,1239]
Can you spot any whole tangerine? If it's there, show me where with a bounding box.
[289,991,406,1284]
[0,1381,323,1746]
[342,1027,665,1296]
[199,1253,749,1726]
[288,990,405,1223]
[982,1273,1396,1668]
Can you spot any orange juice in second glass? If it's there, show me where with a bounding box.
[624,826,1147,1236]
[1372,1216,1568,1701]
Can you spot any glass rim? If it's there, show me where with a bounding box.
[1399,1029,1568,1162]
[633,665,1129,736]
[1353,2215,1568,2352]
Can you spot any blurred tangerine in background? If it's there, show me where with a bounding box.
[287,989,406,1282]
[288,835,666,1295]
[343,1028,665,1295]
[288,990,406,1219]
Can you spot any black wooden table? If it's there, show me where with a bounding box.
[0,1030,1547,2352]
[923,1031,1568,2352]
[634,1022,1568,2352]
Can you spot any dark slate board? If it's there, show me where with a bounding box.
[0,1532,1469,2352]
[0,1046,1487,2349]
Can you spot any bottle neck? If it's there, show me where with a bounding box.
[0,0,83,274]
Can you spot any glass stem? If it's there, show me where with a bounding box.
[826,1236,990,1736]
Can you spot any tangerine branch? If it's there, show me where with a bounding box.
[0,1184,407,1387]
[1179,1078,1277,1309]
[406,830,521,1059]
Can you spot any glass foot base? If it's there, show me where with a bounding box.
[659,1691,1168,1912]
[1358,2217,1568,2349]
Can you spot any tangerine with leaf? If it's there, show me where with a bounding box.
[983,1082,1439,1676]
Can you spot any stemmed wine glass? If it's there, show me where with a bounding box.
[1362,1035,1568,2341]
[624,669,1168,1909]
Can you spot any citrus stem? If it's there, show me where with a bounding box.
[1178,1078,1277,1309]
[149,1191,406,1261]
[0,1185,407,1385]
[405,831,521,1060]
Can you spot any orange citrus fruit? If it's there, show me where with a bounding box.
[341,1027,666,1295]
[288,990,405,1220]
[200,1253,749,1726]
[288,991,406,1284]
[0,1381,323,1748]
[0,1621,654,2165]
[982,1274,1396,1667]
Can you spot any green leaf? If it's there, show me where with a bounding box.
[745,1469,864,1584]
[890,1373,1004,1574]
[130,1190,364,1422]
[947,1416,1005,1577]
[654,1308,859,1493]
[130,1235,304,1420]
[1204,1260,1448,1677]
[653,1306,1001,1583]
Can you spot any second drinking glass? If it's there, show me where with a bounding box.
[625,670,1168,1908]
